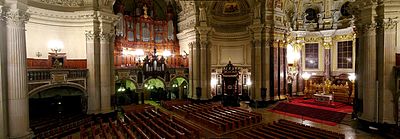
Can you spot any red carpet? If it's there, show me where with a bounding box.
[269,98,353,126]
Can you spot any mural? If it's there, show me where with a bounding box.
[223,2,240,14]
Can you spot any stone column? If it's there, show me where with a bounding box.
[0,5,8,139]
[188,43,193,98]
[249,24,264,101]
[377,18,397,124]
[360,23,377,122]
[5,8,32,138]
[189,42,200,99]
[85,31,101,114]
[99,32,113,113]
[197,26,211,100]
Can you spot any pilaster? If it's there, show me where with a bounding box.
[360,22,378,122]
[85,30,101,114]
[5,7,32,138]
[249,24,264,101]
[99,32,113,113]
[0,5,8,139]
[196,26,211,100]
[377,17,398,124]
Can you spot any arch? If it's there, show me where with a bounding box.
[28,82,86,97]
[142,77,166,89]
[169,76,189,87]
[116,78,139,90]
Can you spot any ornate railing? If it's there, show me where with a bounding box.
[28,69,87,82]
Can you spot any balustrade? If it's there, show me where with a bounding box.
[27,69,87,82]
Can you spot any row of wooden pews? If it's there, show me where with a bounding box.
[124,108,200,139]
[161,100,192,110]
[236,119,345,139]
[163,102,262,133]
[33,114,93,139]
[80,105,200,139]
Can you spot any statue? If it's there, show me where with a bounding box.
[331,10,340,28]
[143,5,149,18]
[254,0,261,19]
[303,13,309,30]
[199,2,207,22]
[317,12,324,27]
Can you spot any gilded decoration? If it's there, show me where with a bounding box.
[333,34,354,41]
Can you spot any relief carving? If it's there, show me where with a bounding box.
[4,9,29,26]
[37,0,85,7]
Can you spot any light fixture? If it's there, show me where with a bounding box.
[302,72,311,96]
[302,72,311,80]
[48,40,64,54]
[348,73,356,98]
[117,86,126,92]
[246,78,252,86]
[163,50,172,57]
[134,49,145,56]
[348,73,356,82]
[211,78,218,87]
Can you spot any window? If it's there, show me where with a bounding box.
[305,43,319,69]
[337,41,353,69]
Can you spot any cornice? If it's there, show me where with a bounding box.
[27,6,117,27]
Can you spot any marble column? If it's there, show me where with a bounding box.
[5,8,32,138]
[85,31,101,114]
[0,5,8,139]
[360,23,377,122]
[99,32,112,113]
[377,18,397,124]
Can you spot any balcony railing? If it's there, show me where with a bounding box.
[28,69,87,82]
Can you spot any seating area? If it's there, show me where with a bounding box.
[162,101,262,134]
[237,119,345,139]
[80,104,200,139]
[272,102,347,124]
[31,113,93,139]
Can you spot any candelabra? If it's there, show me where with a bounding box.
[348,73,356,98]
[48,40,64,56]
[302,72,311,96]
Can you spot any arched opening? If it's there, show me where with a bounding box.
[115,79,138,106]
[143,78,166,101]
[29,86,86,125]
[170,77,188,99]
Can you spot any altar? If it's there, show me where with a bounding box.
[314,93,333,104]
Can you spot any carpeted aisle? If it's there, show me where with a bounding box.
[269,98,352,126]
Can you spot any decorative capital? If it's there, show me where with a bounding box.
[200,40,208,47]
[196,26,211,35]
[99,31,114,41]
[363,22,377,33]
[248,24,264,33]
[381,17,398,30]
[4,8,29,26]
[85,30,99,41]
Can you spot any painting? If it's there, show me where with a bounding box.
[223,2,240,14]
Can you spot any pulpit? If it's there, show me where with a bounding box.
[221,61,240,107]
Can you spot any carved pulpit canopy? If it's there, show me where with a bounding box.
[222,61,239,76]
